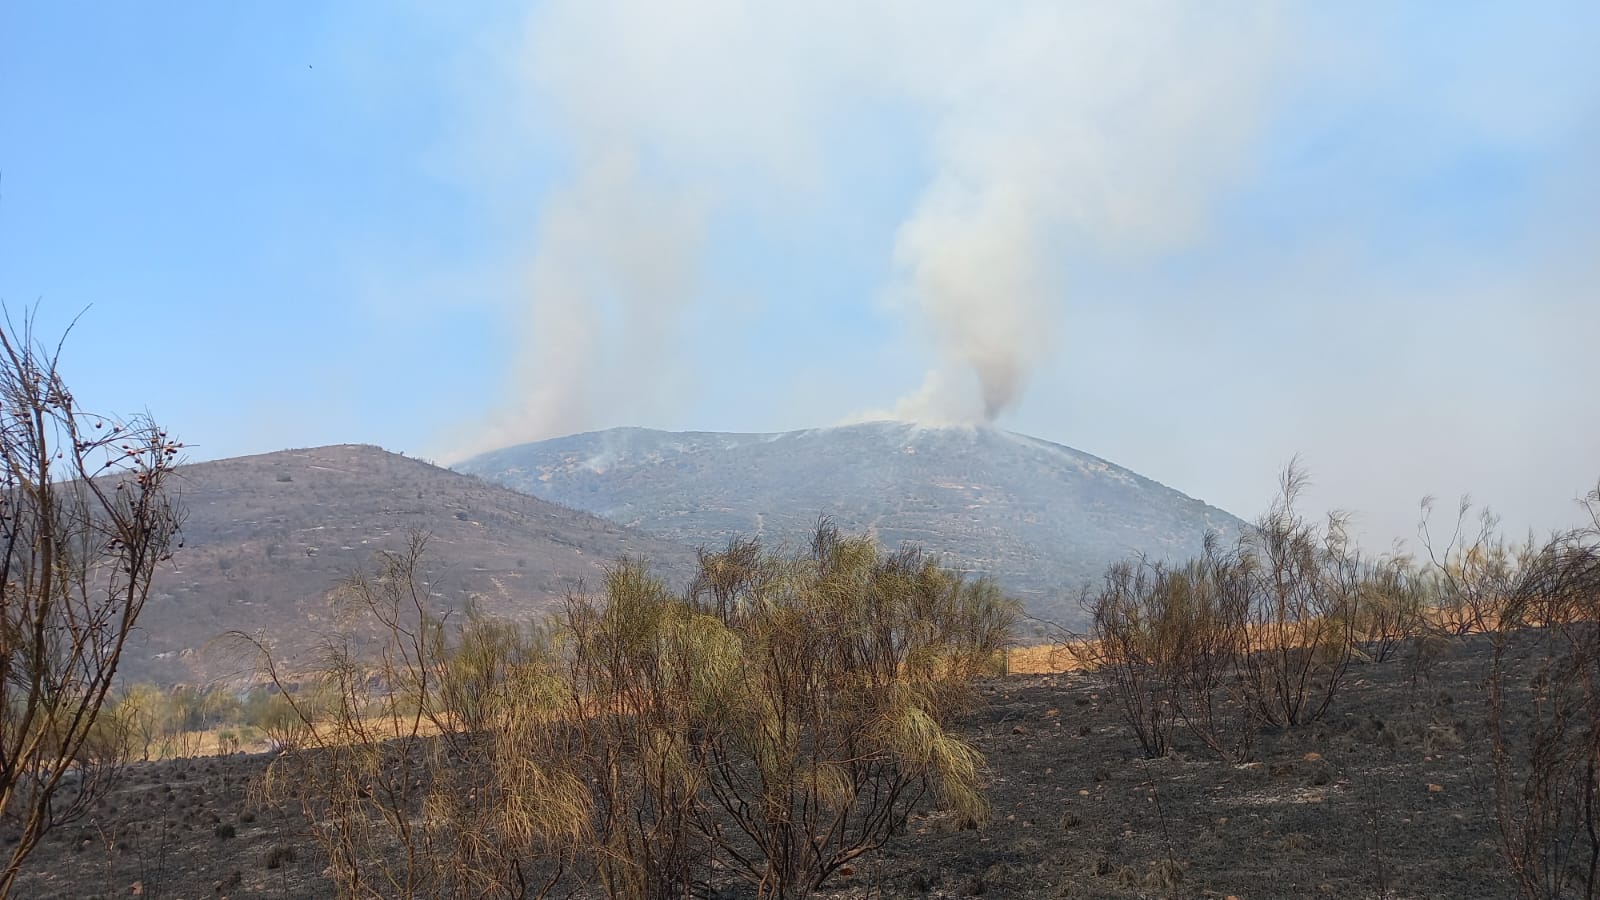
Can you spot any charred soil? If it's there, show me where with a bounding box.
[12,636,1511,899]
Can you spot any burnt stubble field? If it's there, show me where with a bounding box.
[13,635,1513,900]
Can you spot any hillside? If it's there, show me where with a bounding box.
[130,444,694,684]
[456,422,1246,625]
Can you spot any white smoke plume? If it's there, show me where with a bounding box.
[449,0,1294,455]
[885,3,1288,422]
[458,152,706,458]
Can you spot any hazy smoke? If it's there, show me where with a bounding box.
[885,3,1288,422]
[450,1,1290,454]
[893,181,1056,422]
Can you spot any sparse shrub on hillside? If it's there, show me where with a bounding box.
[0,317,184,899]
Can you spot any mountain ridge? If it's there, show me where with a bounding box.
[458,422,1246,626]
[131,443,696,684]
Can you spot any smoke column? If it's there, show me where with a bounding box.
[449,1,1291,454]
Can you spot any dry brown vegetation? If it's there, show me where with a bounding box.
[1074,464,1600,900]
[1081,466,1375,762]
[0,316,184,898]
[8,475,1600,898]
[6,313,1600,898]
[237,523,1017,899]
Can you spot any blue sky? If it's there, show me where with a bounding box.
[3,1,1597,547]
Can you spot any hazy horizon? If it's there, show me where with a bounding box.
[4,2,1597,551]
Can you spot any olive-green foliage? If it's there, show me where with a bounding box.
[560,526,1016,899]
[678,526,1015,897]
[110,682,249,759]
[241,686,313,753]
[560,560,712,900]
[246,524,1016,900]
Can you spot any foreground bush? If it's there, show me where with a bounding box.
[245,535,580,900]
[1228,465,1364,729]
[0,319,183,899]
[685,527,1012,895]
[244,524,1016,899]
[1089,464,1398,760]
[1089,552,1251,761]
[1443,487,1600,900]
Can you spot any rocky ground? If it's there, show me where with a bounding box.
[11,636,1511,899]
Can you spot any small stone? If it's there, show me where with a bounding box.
[1427,783,1444,793]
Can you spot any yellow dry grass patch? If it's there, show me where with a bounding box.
[1002,613,1398,676]
[1005,640,1098,675]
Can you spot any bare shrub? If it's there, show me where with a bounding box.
[1352,555,1426,663]
[1420,495,1528,635]
[1227,463,1362,728]
[1087,549,1251,762]
[238,534,582,900]
[0,316,183,898]
[1088,463,1368,758]
[1477,485,1600,899]
[1087,560,1181,759]
[1176,545,1255,760]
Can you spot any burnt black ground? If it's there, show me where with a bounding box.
[12,636,1512,899]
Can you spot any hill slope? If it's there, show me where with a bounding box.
[456,422,1246,625]
[132,444,694,684]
